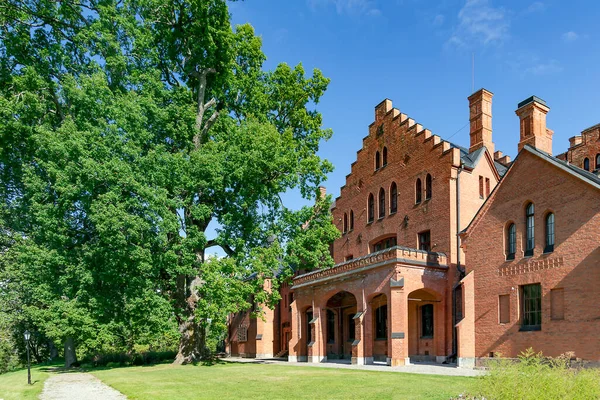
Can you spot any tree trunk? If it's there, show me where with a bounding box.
[49,340,59,360]
[174,317,207,364]
[173,275,208,364]
[64,337,77,368]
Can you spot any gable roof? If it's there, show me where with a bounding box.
[461,144,600,240]
[451,143,508,178]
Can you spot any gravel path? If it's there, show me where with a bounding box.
[40,372,127,400]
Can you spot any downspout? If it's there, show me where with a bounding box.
[451,163,465,362]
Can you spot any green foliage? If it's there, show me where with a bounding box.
[0,0,337,362]
[472,349,600,400]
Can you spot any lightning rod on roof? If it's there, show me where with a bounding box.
[472,53,475,93]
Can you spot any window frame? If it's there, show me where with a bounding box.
[520,283,542,331]
[343,213,348,234]
[375,151,381,170]
[326,309,335,343]
[418,230,431,252]
[525,202,535,257]
[349,210,354,231]
[375,305,388,339]
[415,178,422,204]
[390,182,398,214]
[506,223,516,260]
[425,174,432,200]
[421,304,434,338]
[584,157,590,171]
[367,193,374,223]
[596,154,600,170]
[544,212,555,253]
[237,324,248,342]
[378,187,386,219]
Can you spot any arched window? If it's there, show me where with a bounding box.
[506,223,516,260]
[343,213,348,233]
[584,158,590,171]
[382,147,388,167]
[368,193,374,223]
[415,178,422,204]
[375,151,381,170]
[425,174,432,200]
[375,305,387,339]
[349,210,354,231]
[596,154,600,170]
[545,213,555,253]
[525,202,535,256]
[378,187,385,219]
[390,182,398,214]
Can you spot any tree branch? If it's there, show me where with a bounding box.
[206,239,234,256]
[192,68,216,149]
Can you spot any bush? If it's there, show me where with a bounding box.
[85,349,177,368]
[471,348,600,400]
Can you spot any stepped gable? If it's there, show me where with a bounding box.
[334,98,462,206]
[333,98,505,207]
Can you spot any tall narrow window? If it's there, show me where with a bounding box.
[306,311,313,343]
[382,147,388,167]
[485,178,490,197]
[521,283,541,331]
[415,178,422,204]
[348,314,356,340]
[349,210,354,230]
[375,151,381,170]
[525,203,535,256]
[545,213,555,253]
[584,158,590,171]
[421,304,434,338]
[375,305,387,339]
[390,182,398,214]
[327,310,335,343]
[596,154,600,170]
[418,230,431,252]
[479,176,484,198]
[506,223,516,260]
[425,174,432,200]
[378,188,385,219]
[368,193,374,223]
[343,213,348,233]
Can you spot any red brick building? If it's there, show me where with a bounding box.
[458,96,600,367]
[227,91,600,368]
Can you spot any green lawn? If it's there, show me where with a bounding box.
[91,362,476,400]
[0,365,52,400]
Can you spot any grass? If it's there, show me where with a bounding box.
[91,361,474,400]
[0,365,53,400]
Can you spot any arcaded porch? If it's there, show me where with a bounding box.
[288,246,450,366]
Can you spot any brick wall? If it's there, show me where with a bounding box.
[463,150,600,360]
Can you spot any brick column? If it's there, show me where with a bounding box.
[389,287,409,366]
[288,299,301,362]
[255,305,275,359]
[352,310,366,365]
[308,304,326,363]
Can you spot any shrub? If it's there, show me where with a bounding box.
[472,348,600,400]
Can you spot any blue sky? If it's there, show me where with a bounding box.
[229,0,600,203]
[205,0,599,255]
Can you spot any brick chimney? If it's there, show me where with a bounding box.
[516,96,553,155]
[468,89,494,155]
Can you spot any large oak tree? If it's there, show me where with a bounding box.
[0,0,338,366]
